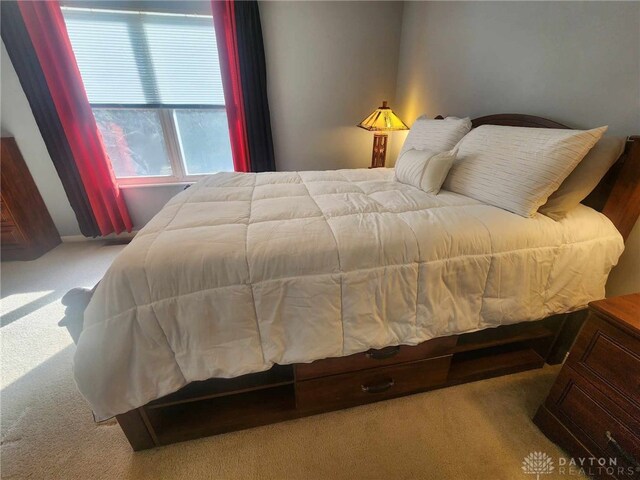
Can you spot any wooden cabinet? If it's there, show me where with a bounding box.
[534,294,640,480]
[1,137,60,260]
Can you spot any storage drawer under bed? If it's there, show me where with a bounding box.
[295,355,452,413]
[294,336,458,380]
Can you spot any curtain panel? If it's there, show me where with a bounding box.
[1,1,100,237]
[2,1,133,236]
[212,0,276,172]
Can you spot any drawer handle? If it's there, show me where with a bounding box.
[366,346,400,360]
[361,379,395,394]
[606,431,640,469]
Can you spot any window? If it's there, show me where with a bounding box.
[62,6,233,185]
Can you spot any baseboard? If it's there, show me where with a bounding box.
[61,231,139,243]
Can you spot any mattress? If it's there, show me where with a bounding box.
[75,168,624,420]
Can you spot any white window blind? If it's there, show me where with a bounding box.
[61,7,224,106]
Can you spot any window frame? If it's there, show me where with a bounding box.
[92,104,230,186]
[63,4,232,187]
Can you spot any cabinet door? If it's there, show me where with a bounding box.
[0,197,26,249]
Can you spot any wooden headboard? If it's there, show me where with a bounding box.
[440,113,640,241]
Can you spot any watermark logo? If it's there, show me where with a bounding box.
[522,451,555,479]
[522,451,638,478]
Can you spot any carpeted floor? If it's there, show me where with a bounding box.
[1,241,585,480]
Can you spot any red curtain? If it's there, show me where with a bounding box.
[211,0,251,173]
[18,1,133,235]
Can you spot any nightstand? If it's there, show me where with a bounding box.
[534,293,640,479]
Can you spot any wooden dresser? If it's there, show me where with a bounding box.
[1,137,60,260]
[534,294,640,479]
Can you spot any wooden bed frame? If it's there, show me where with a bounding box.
[82,114,640,451]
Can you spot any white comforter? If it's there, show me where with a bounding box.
[75,169,624,420]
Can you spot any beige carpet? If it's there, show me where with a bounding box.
[1,241,585,480]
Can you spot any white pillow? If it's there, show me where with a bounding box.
[442,124,608,217]
[539,136,625,219]
[395,149,457,194]
[399,116,471,157]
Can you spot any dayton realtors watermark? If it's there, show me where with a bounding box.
[522,451,639,478]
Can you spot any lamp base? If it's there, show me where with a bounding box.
[370,133,388,168]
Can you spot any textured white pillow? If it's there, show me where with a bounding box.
[395,149,457,194]
[539,136,625,219]
[399,116,471,157]
[443,124,608,217]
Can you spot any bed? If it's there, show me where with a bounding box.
[71,114,640,450]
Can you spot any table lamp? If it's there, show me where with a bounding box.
[357,100,409,168]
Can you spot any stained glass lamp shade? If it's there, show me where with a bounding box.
[357,101,409,168]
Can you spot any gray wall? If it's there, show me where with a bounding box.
[261,1,405,171]
[394,1,639,135]
[393,1,640,295]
